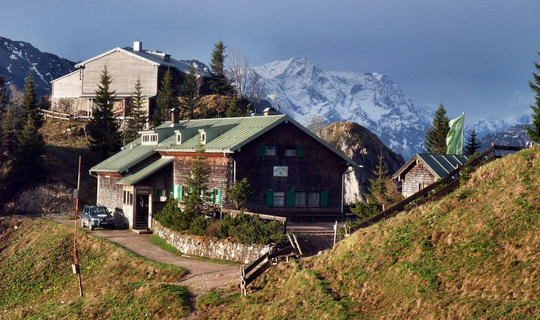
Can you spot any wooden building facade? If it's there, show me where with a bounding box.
[393,154,469,197]
[50,41,208,123]
[90,113,357,230]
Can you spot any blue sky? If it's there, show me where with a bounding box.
[2,0,539,123]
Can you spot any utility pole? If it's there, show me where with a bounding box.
[72,155,84,297]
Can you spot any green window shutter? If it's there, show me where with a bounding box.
[179,186,184,200]
[321,191,328,208]
[266,190,274,207]
[258,144,266,157]
[211,188,215,203]
[297,145,304,158]
[217,189,221,205]
[189,187,193,194]
[287,190,295,207]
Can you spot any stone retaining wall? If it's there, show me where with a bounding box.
[153,221,274,264]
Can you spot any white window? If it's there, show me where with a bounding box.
[273,192,285,207]
[295,192,307,207]
[265,146,276,156]
[142,134,158,144]
[307,192,320,208]
[200,131,207,144]
[176,133,182,144]
[285,148,296,157]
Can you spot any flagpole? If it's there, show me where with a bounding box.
[461,112,465,155]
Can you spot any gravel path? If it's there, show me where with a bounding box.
[49,217,240,294]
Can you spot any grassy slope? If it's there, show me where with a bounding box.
[203,146,540,319]
[0,218,190,319]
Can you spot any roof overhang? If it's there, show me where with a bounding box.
[116,157,173,186]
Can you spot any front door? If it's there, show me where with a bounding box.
[135,194,149,229]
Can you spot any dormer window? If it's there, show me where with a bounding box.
[176,133,182,144]
[141,134,158,145]
[200,131,207,145]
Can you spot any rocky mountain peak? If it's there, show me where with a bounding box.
[316,121,404,203]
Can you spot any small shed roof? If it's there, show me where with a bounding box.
[393,154,469,180]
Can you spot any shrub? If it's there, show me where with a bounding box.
[154,198,191,232]
[189,215,209,236]
[216,213,287,245]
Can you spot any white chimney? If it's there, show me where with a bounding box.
[134,41,142,52]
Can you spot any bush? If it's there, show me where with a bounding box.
[350,199,381,221]
[190,215,208,236]
[216,213,287,245]
[154,198,191,232]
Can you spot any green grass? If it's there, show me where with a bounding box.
[200,146,540,319]
[0,218,191,319]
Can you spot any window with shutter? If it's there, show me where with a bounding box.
[266,190,274,207]
[321,191,328,208]
[297,145,304,158]
[287,190,295,207]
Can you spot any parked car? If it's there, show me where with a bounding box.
[80,205,115,231]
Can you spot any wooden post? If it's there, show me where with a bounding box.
[73,156,84,297]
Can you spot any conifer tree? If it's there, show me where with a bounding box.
[424,103,450,154]
[209,40,233,95]
[464,130,479,156]
[10,114,46,188]
[0,75,11,161]
[20,70,43,130]
[226,98,243,117]
[124,78,147,144]
[153,68,178,127]
[525,51,540,143]
[87,66,121,160]
[182,139,210,217]
[181,66,199,119]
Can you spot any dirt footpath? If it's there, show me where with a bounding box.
[49,217,240,294]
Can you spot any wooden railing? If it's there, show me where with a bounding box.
[39,108,71,121]
[240,233,301,296]
[350,144,527,233]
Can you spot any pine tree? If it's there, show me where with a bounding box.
[20,70,43,130]
[153,68,178,127]
[464,130,479,156]
[226,98,243,117]
[525,51,540,143]
[424,103,450,154]
[226,178,253,209]
[10,114,46,188]
[124,78,147,144]
[0,75,11,162]
[182,139,210,217]
[181,66,199,119]
[87,66,121,160]
[209,40,233,95]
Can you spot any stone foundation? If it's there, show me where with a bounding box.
[153,221,274,264]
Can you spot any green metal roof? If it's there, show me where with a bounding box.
[416,154,469,178]
[393,154,469,180]
[90,138,157,173]
[91,114,357,176]
[116,157,173,186]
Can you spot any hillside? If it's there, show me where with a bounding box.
[0,218,190,319]
[201,146,539,319]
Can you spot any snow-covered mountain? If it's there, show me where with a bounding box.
[254,58,433,159]
[466,114,532,139]
[0,36,76,97]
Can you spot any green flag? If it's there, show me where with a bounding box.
[446,113,464,154]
